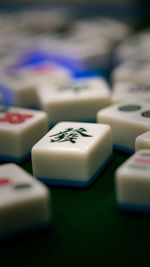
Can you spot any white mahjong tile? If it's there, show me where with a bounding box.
[20,62,71,86]
[74,17,130,43]
[0,32,31,54]
[112,61,150,84]
[0,70,39,108]
[0,163,50,237]
[32,121,112,187]
[111,82,150,104]
[17,8,69,36]
[135,131,150,151]
[37,77,110,124]
[114,30,150,64]
[92,17,130,43]
[0,47,19,68]
[97,101,150,153]
[0,105,48,161]
[114,34,147,63]
[0,60,71,108]
[115,149,150,212]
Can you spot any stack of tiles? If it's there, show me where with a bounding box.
[37,77,110,125]
[135,131,150,151]
[0,105,48,162]
[32,121,112,187]
[115,149,150,213]
[0,163,51,239]
[97,101,150,153]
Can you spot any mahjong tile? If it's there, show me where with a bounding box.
[0,163,50,238]
[37,77,110,125]
[18,8,69,37]
[111,82,150,104]
[135,131,150,151]
[113,34,147,64]
[20,61,71,86]
[92,17,130,43]
[115,149,150,213]
[0,71,39,108]
[112,61,150,84]
[0,105,48,162]
[97,101,150,153]
[32,121,112,187]
[74,17,130,44]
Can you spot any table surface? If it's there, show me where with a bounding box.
[1,150,150,267]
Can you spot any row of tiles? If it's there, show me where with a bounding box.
[1,101,150,161]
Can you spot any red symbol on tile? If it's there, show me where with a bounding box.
[134,158,150,164]
[0,178,11,187]
[31,65,55,74]
[0,113,33,124]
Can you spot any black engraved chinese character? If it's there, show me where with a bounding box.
[129,85,150,93]
[49,127,92,143]
[57,83,89,93]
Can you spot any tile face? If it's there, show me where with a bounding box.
[37,78,110,124]
[0,163,50,238]
[111,82,150,104]
[0,105,48,162]
[97,101,150,153]
[32,121,112,187]
[135,131,150,151]
[115,149,150,212]
[18,62,71,86]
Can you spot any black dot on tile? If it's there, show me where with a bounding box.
[141,110,150,118]
[118,104,141,112]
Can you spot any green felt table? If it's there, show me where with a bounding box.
[1,150,150,267]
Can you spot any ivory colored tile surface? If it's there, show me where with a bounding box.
[32,121,112,187]
[0,71,39,108]
[111,82,150,104]
[135,131,150,151]
[0,61,71,108]
[74,17,130,44]
[112,61,150,84]
[0,105,48,162]
[37,78,110,124]
[114,33,150,64]
[19,62,71,87]
[0,163,50,238]
[115,149,150,212]
[97,101,150,153]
